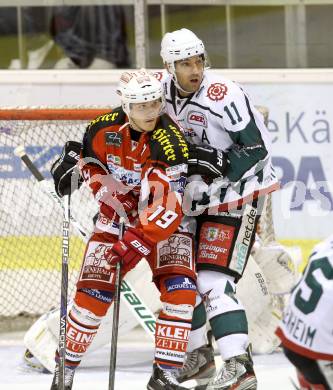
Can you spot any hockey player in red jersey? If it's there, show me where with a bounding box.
[50,69,196,390]
[276,236,333,390]
[159,28,280,390]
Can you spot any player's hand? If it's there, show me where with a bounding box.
[51,141,83,197]
[100,193,138,224]
[188,144,227,179]
[106,228,153,274]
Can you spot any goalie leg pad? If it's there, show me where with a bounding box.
[154,275,196,368]
[252,242,298,294]
[198,270,249,361]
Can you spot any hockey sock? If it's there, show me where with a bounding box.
[56,288,113,368]
[154,275,196,369]
[198,270,249,361]
[58,302,103,369]
[187,293,208,352]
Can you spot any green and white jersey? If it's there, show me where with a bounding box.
[276,235,333,360]
[160,71,279,213]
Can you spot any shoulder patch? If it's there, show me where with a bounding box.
[187,110,208,127]
[105,132,122,147]
[207,83,228,101]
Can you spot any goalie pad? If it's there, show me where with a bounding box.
[237,255,282,354]
[252,241,299,295]
[24,260,161,373]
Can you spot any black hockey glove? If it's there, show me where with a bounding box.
[50,141,83,197]
[188,144,228,179]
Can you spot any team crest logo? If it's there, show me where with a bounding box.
[207,83,228,101]
[219,230,231,241]
[203,226,231,242]
[204,227,219,241]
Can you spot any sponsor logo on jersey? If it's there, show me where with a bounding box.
[165,163,188,178]
[81,288,113,303]
[133,163,141,172]
[157,234,193,270]
[152,128,177,161]
[165,276,196,292]
[187,111,207,127]
[105,132,122,146]
[207,83,228,101]
[197,223,235,266]
[107,154,121,165]
[233,206,257,273]
[89,112,119,128]
[107,163,141,186]
[80,242,115,284]
[183,127,197,138]
[156,323,190,340]
[169,124,189,159]
[169,176,187,194]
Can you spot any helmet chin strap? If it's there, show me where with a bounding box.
[171,65,204,96]
[174,76,194,95]
[129,118,145,133]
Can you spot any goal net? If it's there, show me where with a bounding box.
[0,107,111,331]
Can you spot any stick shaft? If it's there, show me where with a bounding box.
[58,194,70,390]
[108,221,124,390]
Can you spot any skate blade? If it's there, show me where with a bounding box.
[187,376,257,390]
[234,376,257,390]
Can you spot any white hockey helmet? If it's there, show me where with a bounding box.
[161,28,207,70]
[117,69,165,119]
[160,28,208,93]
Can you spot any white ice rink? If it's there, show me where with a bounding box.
[0,328,298,390]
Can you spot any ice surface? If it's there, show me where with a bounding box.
[0,330,297,390]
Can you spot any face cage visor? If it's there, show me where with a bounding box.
[125,97,166,122]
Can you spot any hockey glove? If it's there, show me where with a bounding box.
[100,193,138,224]
[188,144,227,179]
[107,228,153,274]
[51,141,83,197]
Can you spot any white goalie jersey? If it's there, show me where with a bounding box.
[276,235,333,360]
[156,70,279,212]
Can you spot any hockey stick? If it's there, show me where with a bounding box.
[108,219,124,390]
[58,194,70,390]
[13,145,156,341]
[14,145,88,239]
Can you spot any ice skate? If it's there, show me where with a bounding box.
[206,347,257,390]
[177,331,216,385]
[50,363,75,390]
[147,363,190,390]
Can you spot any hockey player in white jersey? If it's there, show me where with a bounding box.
[276,236,333,390]
[159,28,279,390]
